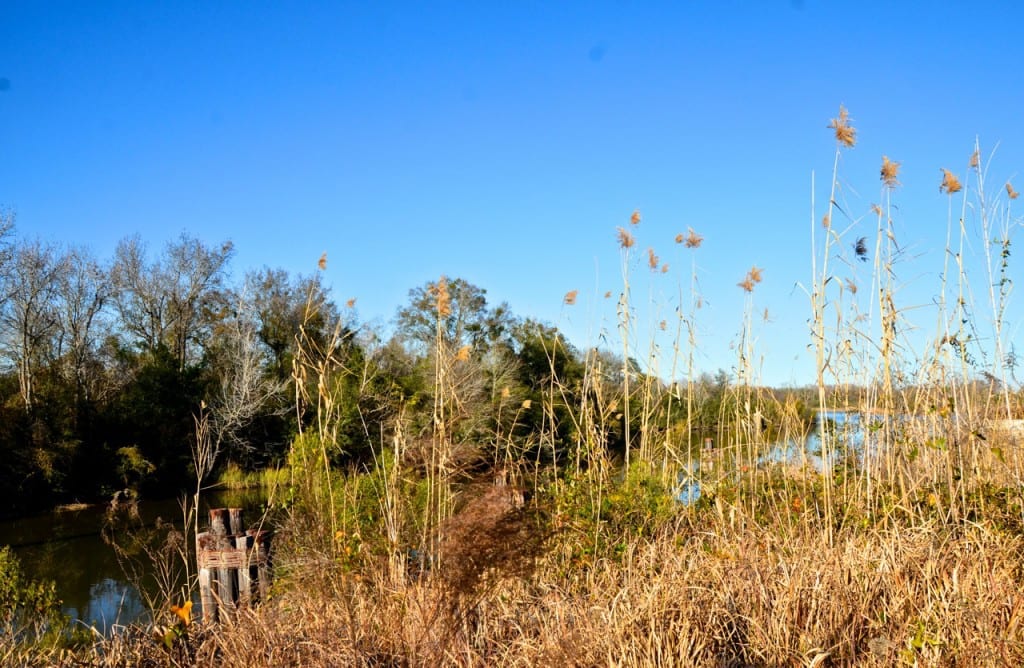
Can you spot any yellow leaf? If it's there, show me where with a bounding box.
[171,600,193,627]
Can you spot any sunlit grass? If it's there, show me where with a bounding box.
[31,106,1024,666]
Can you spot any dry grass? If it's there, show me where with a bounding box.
[48,496,1024,667]
[23,104,1024,668]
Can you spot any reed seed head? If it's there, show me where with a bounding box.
[970,148,980,169]
[1007,182,1020,200]
[630,209,641,225]
[659,320,667,331]
[617,227,635,248]
[432,275,452,317]
[318,253,328,270]
[940,169,962,194]
[822,213,831,229]
[738,265,763,293]
[563,290,578,305]
[455,345,471,362]
[661,263,669,273]
[828,105,857,148]
[880,156,901,188]
[346,298,356,308]
[682,227,703,248]
[647,248,659,270]
[604,291,612,298]
[871,203,882,216]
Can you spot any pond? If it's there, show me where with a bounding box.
[676,410,874,504]
[0,488,271,636]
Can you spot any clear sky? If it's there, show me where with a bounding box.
[2,1,1023,386]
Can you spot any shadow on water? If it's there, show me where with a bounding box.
[0,488,270,635]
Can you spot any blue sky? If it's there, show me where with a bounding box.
[2,2,1023,386]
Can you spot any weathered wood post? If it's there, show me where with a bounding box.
[197,507,272,623]
[251,529,272,600]
[210,508,236,617]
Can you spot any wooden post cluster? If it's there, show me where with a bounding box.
[197,508,272,623]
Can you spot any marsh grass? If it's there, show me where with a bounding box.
[44,108,1024,666]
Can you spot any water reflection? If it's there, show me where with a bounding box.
[676,411,871,505]
[0,489,270,635]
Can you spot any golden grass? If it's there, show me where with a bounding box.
[31,103,1024,668]
[52,493,1024,667]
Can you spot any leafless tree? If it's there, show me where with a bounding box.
[53,246,111,404]
[0,238,65,412]
[110,233,234,369]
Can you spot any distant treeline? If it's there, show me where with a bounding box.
[0,214,823,516]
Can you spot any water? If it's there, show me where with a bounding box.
[676,411,873,504]
[0,488,270,635]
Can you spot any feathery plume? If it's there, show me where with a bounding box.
[630,209,641,225]
[647,248,659,270]
[880,155,901,188]
[828,105,856,147]
[433,275,452,317]
[616,227,635,248]
[317,253,328,270]
[738,265,763,293]
[563,290,578,305]
[683,227,703,248]
[1007,182,1020,200]
[940,169,962,194]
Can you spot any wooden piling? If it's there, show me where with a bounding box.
[196,507,272,623]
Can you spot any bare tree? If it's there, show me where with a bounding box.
[0,239,65,412]
[110,234,234,369]
[207,288,288,462]
[53,246,111,404]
